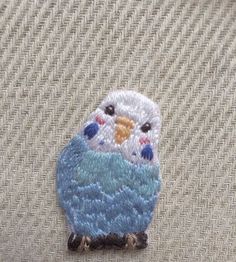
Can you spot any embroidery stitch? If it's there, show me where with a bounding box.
[56,90,161,251]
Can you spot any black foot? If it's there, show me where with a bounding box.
[67,233,82,251]
[68,233,91,251]
[89,233,126,250]
[134,231,148,249]
[68,231,148,251]
[125,231,148,249]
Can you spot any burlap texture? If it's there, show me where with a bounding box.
[0,0,236,261]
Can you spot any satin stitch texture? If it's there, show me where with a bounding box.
[56,90,161,251]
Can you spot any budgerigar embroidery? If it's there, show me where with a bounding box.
[56,90,161,251]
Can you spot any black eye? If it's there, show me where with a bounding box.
[141,122,151,132]
[105,105,115,116]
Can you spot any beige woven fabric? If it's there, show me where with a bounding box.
[0,0,236,261]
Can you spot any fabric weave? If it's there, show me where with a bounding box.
[0,0,236,261]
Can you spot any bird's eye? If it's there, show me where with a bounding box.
[105,105,115,116]
[141,122,151,132]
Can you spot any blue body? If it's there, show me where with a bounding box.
[56,134,161,237]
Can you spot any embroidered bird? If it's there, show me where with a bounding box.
[56,90,161,251]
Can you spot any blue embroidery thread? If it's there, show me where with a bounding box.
[84,122,99,139]
[56,90,161,251]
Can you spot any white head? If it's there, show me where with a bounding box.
[81,90,161,165]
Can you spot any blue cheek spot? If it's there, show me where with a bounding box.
[99,140,105,145]
[141,144,153,161]
[84,123,99,140]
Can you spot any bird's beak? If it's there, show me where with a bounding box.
[115,116,134,144]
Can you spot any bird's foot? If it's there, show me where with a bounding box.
[90,233,126,250]
[67,233,91,252]
[125,231,148,249]
[79,236,91,251]
[68,233,81,251]
[68,231,147,251]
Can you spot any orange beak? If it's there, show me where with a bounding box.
[115,116,134,144]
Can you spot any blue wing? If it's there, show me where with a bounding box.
[57,134,161,237]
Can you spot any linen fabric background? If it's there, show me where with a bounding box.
[0,0,236,261]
